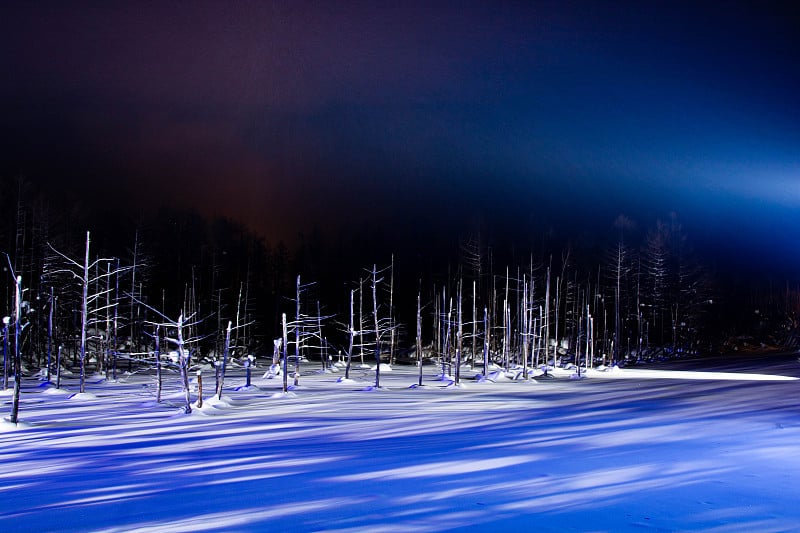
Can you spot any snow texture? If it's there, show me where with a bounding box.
[1,354,800,531]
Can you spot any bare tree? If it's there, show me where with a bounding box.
[45,232,127,393]
[372,265,382,387]
[144,309,204,413]
[416,290,423,387]
[368,264,395,388]
[2,318,8,391]
[283,275,328,388]
[216,317,253,399]
[4,254,23,423]
[454,280,464,385]
[345,290,356,380]
[281,313,289,393]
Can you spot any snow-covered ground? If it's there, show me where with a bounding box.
[2,356,800,532]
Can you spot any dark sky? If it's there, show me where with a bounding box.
[3,1,799,277]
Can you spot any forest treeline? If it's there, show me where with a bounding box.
[3,174,800,408]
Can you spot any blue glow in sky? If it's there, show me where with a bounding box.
[2,1,798,276]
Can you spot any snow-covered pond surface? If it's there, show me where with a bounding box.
[2,355,800,532]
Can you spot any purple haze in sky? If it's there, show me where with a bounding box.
[2,2,798,275]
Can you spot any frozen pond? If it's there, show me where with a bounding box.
[2,354,800,532]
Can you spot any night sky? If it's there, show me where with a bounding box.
[3,2,799,278]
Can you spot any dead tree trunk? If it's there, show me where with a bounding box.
[56,345,63,390]
[155,326,162,403]
[3,323,10,391]
[112,259,120,381]
[482,307,489,375]
[47,286,54,382]
[522,278,529,380]
[177,314,192,414]
[217,320,232,400]
[9,273,23,424]
[359,278,365,365]
[441,295,452,379]
[471,280,477,368]
[544,264,551,371]
[372,265,381,388]
[129,230,139,364]
[417,290,423,387]
[316,301,325,370]
[455,281,463,385]
[79,231,90,393]
[346,290,354,380]
[389,254,396,366]
[282,313,289,393]
[196,370,203,408]
[294,275,301,387]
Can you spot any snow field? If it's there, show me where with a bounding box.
[1,359,799,532]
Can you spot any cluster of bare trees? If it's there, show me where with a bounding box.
[415,214,713,381]
[0,179,277,420]
[1,175,726,424]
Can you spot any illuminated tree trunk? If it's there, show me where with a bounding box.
[417,291,423,387]
[282,313,289,393]
[294,275,301,387]
[317,301,324,370]
[472,280,477,368]
[217,320,232,400]
[544,264,551,370]
[177,314,192,414]
[372,265,381,388]
[47,286,54,382]
[154,326,162,403]
[522,278,529,380]
[346,290,354,380]
[482,307,489,375]
[56,345,63,390]
[454,280,463,385]
[389,255,396,366]
[554,276,560,367]
[10,274,23,424]
[112,259,120,381]
[3,323,9,391]
[503,267,509,370]
[102,262,111,378]
[441,295,452,379]
[359,278,365,365]
[129,230,139,363]
[79,231,90,394]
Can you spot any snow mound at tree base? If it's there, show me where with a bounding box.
[361,385,389,392]
[1,419,32,431]
[485,370,509,382]
[193,395,235,413]
[69,392,98,401]
[41,387,71,395]
[269,391,297,399]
